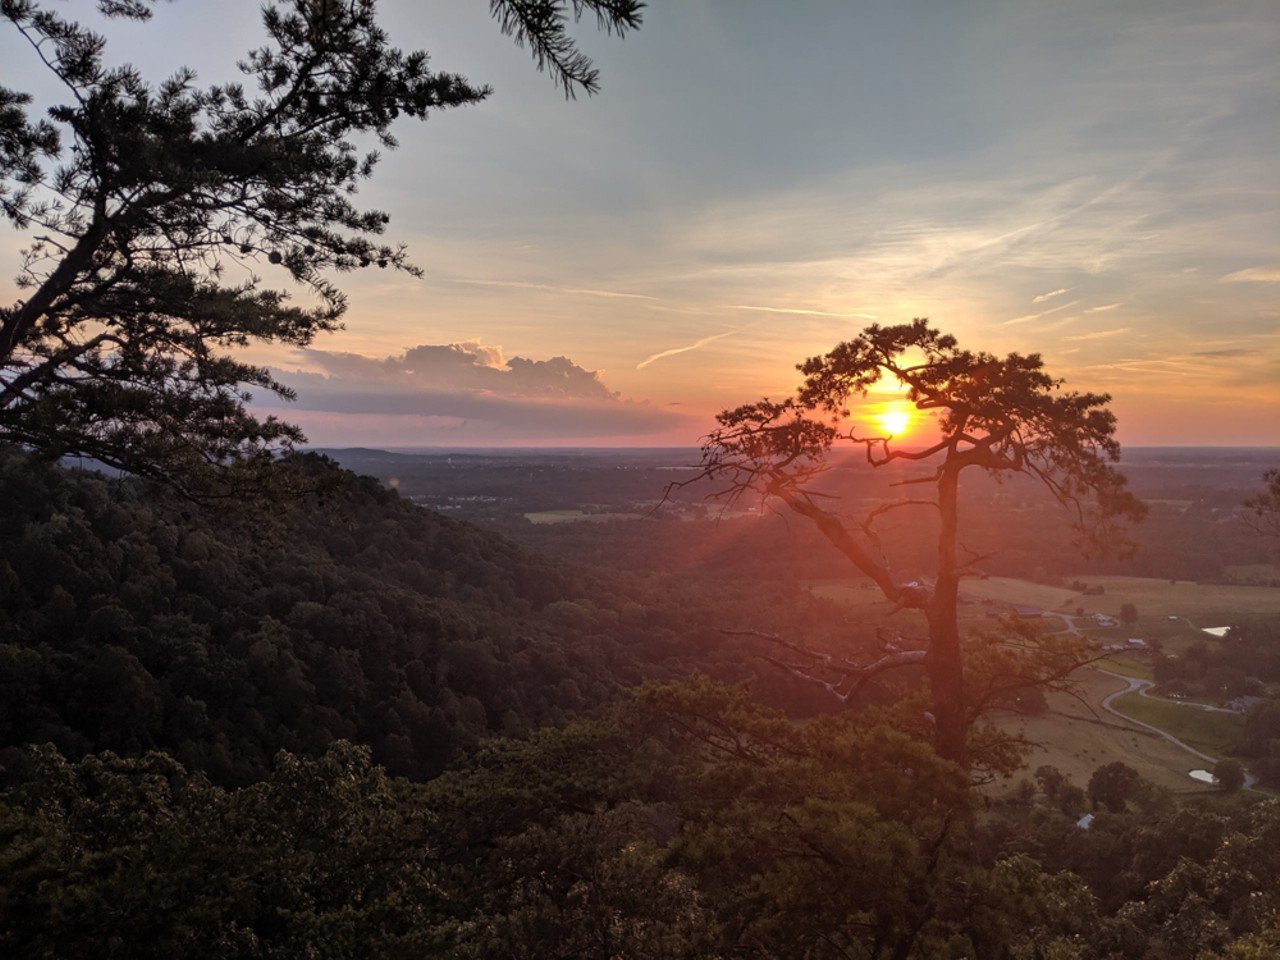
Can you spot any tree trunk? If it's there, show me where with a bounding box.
[927,465,967,767]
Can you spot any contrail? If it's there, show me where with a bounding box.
[726,304,878,319]
[452,278,660,302]
[1002,299,1079,325]
[637,329,741,370]
[1063,326,1132,342]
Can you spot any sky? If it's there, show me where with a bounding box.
[4,0,1279,447]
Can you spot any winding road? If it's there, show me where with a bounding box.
[1096,669,1258,790]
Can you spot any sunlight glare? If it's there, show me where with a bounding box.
[873,401,913,438]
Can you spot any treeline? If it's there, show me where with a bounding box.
[510,498,1276,587]
[3,682,1278,959]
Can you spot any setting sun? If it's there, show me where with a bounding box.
[874,401,914,438]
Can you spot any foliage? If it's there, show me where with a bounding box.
[0,450,868,785]
[0,741,449,958]
[0,450,625,782]
[1214,758,1246,793]
[0,0,640,495]
[682,319,1144,765]
[1088,761,1142,813]
[6,689,1280,959]
[696,319,1144,554]
[1236,699,1280,788]
[1243,468,1280,538]
[1154,620,1280,701]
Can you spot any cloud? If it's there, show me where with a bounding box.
[637,329,742,370]
[1002,300,1081,326]
[451,278,660,301]
[1085,303,1123,313]
[1222,268,1280,283]
[1033,288,1068,303]
[299,341,616,401]
[726,304,878,319]
[264,342,693,443]
[1062,327,1132,342]
[1192,348,1250,358]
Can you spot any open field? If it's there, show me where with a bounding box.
[1110,692,1244,757]
[808,579,1059,629]
[1224,564,1280,585]
[814,575,1280,628]
[995,669,1218,794]
[1101,653,1155,679]
[993,670,1213,798]
[812,574,1272,792]
[960,575,1280,624]
[957,577,1081,611]
[524,509,644,524]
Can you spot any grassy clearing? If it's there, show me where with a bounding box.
[524,510,643,524]
[1224,564,1280,585]
[994,670,1211,794]
[808,581,884,604]
[814,574,1280,629]
[1063,576,1280,623]
[959,575,1280,624]
[1101,654,1154,680]
[807,580,1027,637]
[957,577,1077,611]
[1109,693,1244,758]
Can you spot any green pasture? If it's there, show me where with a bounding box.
[1109,692,1244,758]
[995,669,1213,794]
[1101,654,1154,680]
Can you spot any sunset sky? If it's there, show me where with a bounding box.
[4,0,1278,447]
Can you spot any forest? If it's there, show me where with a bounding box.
[2,450,1280,958]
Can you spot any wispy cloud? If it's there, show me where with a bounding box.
[1063,326,1132,342]
[1033,288,1068,303]
[1222,268,1280,283]
[451,278,661,301]
[1085,303,1123,313]
[726,304,878,319]
[638,328,744,370]
[1002,300,1080,326]
[1193,348,1250,358]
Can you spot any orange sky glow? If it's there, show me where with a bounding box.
[3,1,1277,449]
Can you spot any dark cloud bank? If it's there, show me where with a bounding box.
[261,342,690,443]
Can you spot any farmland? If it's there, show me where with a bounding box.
[810,573,1279,791]
[1109,691,1244,757]
[957,575,1280,624]
[997,669,1220,794]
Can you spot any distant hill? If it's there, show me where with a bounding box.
[0,451,735,784]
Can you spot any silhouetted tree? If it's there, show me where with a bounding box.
[1244,468,1280,538]
[0,0,640,495]
[680,320,1144,765]
[1213,758,1245,794]
[1088,761,1141,813]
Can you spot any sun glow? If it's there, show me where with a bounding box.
[872,401,914,438]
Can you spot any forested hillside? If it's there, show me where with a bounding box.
[0,451,850,786]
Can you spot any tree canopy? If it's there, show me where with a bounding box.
[1244,468,1280,538]
[0,0,641,495]
[684,319,1145,765]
